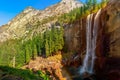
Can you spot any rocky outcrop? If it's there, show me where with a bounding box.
[23,54,68,80]
[63,0,120,79]
[64,19,86,55]
[103,0,120,57]
[0,0,83,42]
[0,7,40,42]
[0,0,119,79]
[64,0,120,62]
[94,0,120,80]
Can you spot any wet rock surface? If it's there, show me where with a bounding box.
[63,0,120,80]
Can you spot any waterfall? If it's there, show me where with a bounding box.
[80,9,101,74]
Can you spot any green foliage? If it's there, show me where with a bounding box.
[100,0,108,8]
[37,70,50,80]
[0,0,108,69]
[25,45,31,63]
[45,39,49,57]
[33,44,37,59]
[58,0,108,23]
[44,26,64,57]
[0,66,49,80]
[0,39,25,67]
[0,25,64,67]
[58,7,82,23]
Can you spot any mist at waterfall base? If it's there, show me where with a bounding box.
[80,9,101,75]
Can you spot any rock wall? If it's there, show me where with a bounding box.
[103,0,120,57]
[95,1,120,79]
[64,0,120,62]
[64,19,86,54]
[64,0,120,79]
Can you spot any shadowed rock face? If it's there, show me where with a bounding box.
[95,0,120,67]
[64,0,120,79]
[0,0,119,79]
[64,19,86,54]
[105,0,120,57]
[64,0,120,62]
[95,0,120,79]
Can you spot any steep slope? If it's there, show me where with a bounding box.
[63,0,120,79]
[0,0,119,80]
[104,0,120,57]
[0,0,83,42]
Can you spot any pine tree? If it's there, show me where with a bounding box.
[45,39,49,57]
[44,30,50,57]
[86,0,92,8]
[50,28,55,53]
[33,44,37,59]
[39,34,44,55]
[53,27,59,52]
[80,7,83,15]
[93,0,97,10]
[37,38,41,56]
[25,45,30,63]
[49,31,52,54]
[60,27,64,49]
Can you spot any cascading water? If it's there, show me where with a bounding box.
[80,9,101,74]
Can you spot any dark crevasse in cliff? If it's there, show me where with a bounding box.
[95,1,120,80]
[63,0,120,80]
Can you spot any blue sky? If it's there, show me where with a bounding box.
[0,0,87,26]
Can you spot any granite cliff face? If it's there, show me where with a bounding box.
[0,0,120,79]
[64,19,86,55]
[63,0,120,79]
[96,1,120,79]
[104,0,120,57]
[64,0,120,59]
[0,0,83,42]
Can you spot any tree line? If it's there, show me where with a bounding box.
[58,0,108,23]
[0,26,64,68]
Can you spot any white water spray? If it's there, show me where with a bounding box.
[80,9,101,74]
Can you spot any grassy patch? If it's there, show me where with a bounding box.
[0,66,49,80]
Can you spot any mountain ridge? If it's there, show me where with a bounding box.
[0,0,83,42]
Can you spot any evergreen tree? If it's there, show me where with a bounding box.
[86,0,92,8]
[80,7,83,15]
[25,45,30,63]
[44,30,50,57]
[33,44,37,59]
[50,28,55,53]
[39,35,44,55]
[49,31,52,54]
[93,0,97,10]
[45,39,49,57]
[60,27,64,49]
